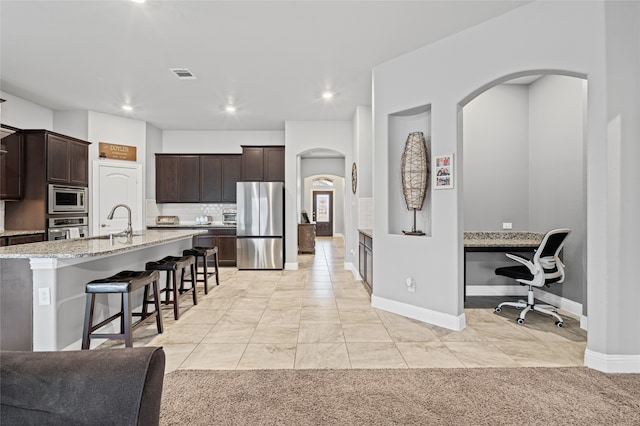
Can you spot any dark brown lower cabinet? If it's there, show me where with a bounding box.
[298,224,315,254]
[192,228,237,267]
[1,233,45,246]
[358,231,372,293]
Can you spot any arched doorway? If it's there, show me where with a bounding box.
[460,72,588,329]
[297,149,346,243]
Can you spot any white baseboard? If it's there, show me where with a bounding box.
[580,315,588,330]
[344,262,362,280]
[371,295,465,331]
[584,349,640,373]
[466,284,585,327]
[466,285,527,297]
[284,262,299,270]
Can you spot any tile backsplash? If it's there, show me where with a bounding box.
[146,200,236,226]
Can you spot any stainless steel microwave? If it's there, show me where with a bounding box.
[48,184,88,214]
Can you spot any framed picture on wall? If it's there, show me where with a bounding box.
[434,154,454,189]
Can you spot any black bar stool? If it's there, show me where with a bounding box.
[81,270,163,349]
[145,255,197,320]
[182,246,220,294]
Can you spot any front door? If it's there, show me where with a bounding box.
[93,161,143,236]
[313,191,333,237]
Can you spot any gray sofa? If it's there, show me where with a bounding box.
[0,346,165,425]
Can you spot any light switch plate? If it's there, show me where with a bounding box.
[502,222,513,230]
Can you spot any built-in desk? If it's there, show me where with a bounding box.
[463,232,545,298]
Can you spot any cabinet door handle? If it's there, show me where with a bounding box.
[101,224,106,227]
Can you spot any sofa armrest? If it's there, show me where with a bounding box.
[1,346,165,426]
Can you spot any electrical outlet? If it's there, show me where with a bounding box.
[38,288,51,306]
[502,222,513,230]
[405,277,416,293]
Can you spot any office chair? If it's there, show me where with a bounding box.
[494,228,571,327]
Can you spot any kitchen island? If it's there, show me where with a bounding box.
[0,229,205,351]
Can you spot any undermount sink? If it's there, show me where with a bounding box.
[88,232,145,240]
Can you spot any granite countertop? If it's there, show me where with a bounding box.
[148,223,236,229]
[464,231,544,247]
[0,230,46,238]
[0,229,206,259]
[358,229,373,239]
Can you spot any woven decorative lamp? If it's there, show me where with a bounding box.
[401,131,429,236]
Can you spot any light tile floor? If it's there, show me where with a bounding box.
[98,237,587,372]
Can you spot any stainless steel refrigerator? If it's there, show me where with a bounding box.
[236,182,284,269]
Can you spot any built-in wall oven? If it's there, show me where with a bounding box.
[47,216,89,241]
[48,184,88,214]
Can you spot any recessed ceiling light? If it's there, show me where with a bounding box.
[322,91,334,100]
[122,104,134,112]
[131,0,146,4]
[225,105,236,113]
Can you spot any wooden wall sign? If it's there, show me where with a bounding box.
[99,142,137,161]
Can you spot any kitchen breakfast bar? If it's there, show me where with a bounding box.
[0,229,205,351]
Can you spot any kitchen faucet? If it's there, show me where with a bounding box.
[107,204,133,243]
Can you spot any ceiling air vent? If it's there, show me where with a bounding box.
[169,68,197,80]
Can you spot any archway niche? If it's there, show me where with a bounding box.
[460,71,588,325]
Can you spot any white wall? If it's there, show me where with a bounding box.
[374,0,640,372]
[87,111,147,166]
[462,84,531,293]
[587,0,640,369]
[284,121,352,269]
[145,122,163,199]
[349,106,373,272]
[529,75,586,304]
[53,110,89,140]
[162,130,284,153]
[0,91,53,129]
[463,84,530,232]
[372,1,608,335]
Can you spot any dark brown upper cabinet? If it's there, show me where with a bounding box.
[155,155,179,202]
[264,146,285,182]
[0,129,25,200]
[19,130,90,187]
[241,146,264,181]
[156,154,241,203]
[179,155,200,202]
[200,155,222,202]
[155,155,200,203]
[241,145,284,182]
[221,155,242,202]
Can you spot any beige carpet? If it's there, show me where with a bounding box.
[160,367,640,425]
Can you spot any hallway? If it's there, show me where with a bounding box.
[100,237,587,372]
